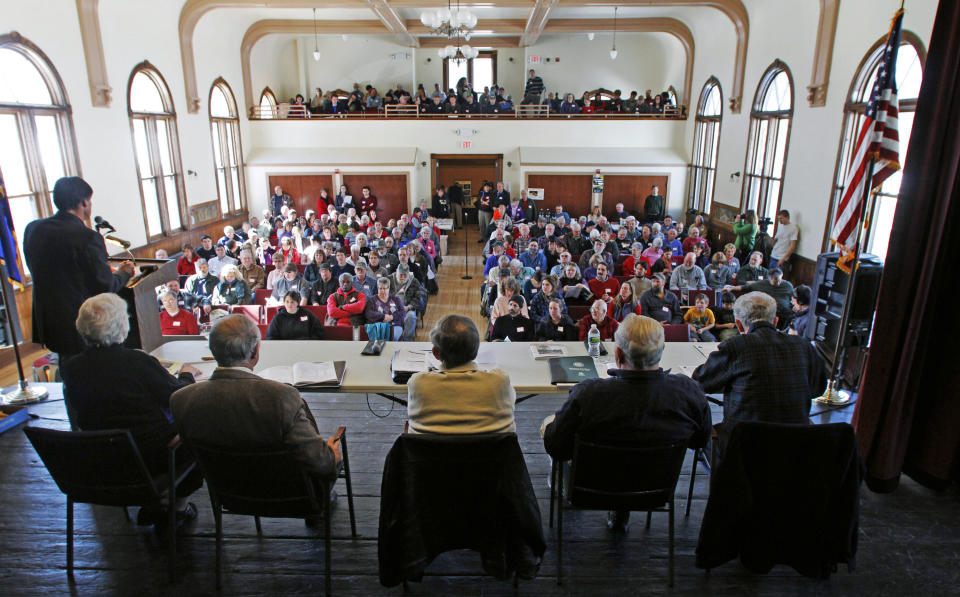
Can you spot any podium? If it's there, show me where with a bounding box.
[113,258,179,353]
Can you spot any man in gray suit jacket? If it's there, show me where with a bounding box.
[170,315,339,479]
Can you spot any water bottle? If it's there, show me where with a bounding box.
[588,324,601,358]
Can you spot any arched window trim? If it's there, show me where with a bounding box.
[127,61,186,240]
[740,59,794,225]
[208,77,246,216]
[257,86,277,119]
[0,33,81,275]
[687,76,723,215]
[822,32,926,255]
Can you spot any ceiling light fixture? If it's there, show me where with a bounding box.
[312,8,321,61]
[609,7,618,60]
[420,0,478,38]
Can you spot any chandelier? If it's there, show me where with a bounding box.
[420,1,478,39]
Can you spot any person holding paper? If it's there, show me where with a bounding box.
[407,315,516,434]
[171,315,340,481]
[265,291,325,340]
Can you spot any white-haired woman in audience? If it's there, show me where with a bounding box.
[212,264,250,305]
[364,277,406,341]
[641,236,664,264]
[160,290,200,335]
[60,293,202,524]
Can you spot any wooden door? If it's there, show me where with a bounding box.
[434,155,502,207]
[268,174,334,216]
[526,174,593,219]
[602,175,668,219]
[341,174,408,222]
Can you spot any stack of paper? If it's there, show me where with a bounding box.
[258,361,344,389]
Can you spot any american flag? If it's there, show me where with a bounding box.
[831,9,903,272]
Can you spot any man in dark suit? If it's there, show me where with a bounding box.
[693,291,828,452]
[543,314,711,531]
[170,315,340,479]
[643,184,665,223]
[494,181,511,207]
[23,176,134,361]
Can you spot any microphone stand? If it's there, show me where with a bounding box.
[1,274,48,405]
[461,207,472,280]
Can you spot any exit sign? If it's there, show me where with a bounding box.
[529,55,540,63]
[461,140,472,150]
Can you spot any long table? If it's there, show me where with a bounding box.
[150,340,719,397]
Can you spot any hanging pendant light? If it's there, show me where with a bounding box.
[609,7,618,60]
[312,8,321,61]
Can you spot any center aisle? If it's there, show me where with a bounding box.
[416,227,486,340]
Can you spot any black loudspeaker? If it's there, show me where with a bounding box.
[806,251,883,360]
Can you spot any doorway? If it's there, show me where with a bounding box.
[431,154,503,209]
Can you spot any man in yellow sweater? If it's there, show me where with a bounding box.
[407,315,516,434]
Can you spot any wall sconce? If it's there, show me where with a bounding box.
[187,170,198,177]
[426,57,432,62]
[730,171,741,181]
[508,57,515,62]
[506,161,513,167]
[420,161,427,167]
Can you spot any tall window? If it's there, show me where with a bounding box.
[209,79,245,216]
[0,34,80,270]
[828,38,924,261]
[443,51,497,92]
[259,87,277,119]
[128,62,185,239]
[687,78,722,214]
[742,61,793,224]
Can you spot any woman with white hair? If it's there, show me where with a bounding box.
[641,236,664,263]
[212,264,250,305]
[60,293,203,525]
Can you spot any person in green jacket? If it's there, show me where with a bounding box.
[733,210,758,260]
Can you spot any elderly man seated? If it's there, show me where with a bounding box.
[407,315,516,434]
[159,290,200,336]
[184,258,218,309]
[726,267,795,328]
[693,292,827,454]
[670,252,708,292]
[392,264,425,341]
[542,314,711,531]
[578,299,620,341]
[62,293,203,525]
[171,315,340,489]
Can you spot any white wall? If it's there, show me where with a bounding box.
[249,35,301,103]
[522,33,684,100]
[296,35,414,96]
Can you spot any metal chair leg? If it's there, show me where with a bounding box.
[66,498,74,575]
[686,448,699,518]
[548,459,557,528]
[324,487,332,597]
[255,516,262,535]
[167,499,177,581]
[646,511,652,529]
[341,432,357,537]
[123,506,131,521]
[669,498,675,588]
[556,464,563,586]
[214,506,223,590]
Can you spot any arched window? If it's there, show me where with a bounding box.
[742,61,793,225]
[0,34,80,271]
[827,36,924,261]
[258,87,277,119]
[687,77,722,214]
[209,79,245,216]
[128,63,185,239]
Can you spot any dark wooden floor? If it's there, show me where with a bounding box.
[2,392,959,596]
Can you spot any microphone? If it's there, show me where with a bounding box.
[104,235,132,249]
[94,216,116,233]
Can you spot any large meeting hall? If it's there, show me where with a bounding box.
[1,0,958,595]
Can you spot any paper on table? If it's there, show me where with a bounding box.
[476,344,497,365]
[258,361,338,386]
[184,361,218,381]
[392,349,440,373]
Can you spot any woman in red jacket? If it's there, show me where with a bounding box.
[159,291,199,335]
[177,243,198,276]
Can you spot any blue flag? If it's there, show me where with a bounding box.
[0,171,25,286]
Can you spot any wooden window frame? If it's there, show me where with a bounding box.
[443,50,497,92]
[687,77,723,216]
[209,78,246,217]
[127,61,187,241]
[740,60,794,227]
[822,32,926,255]
[0,33,81,277]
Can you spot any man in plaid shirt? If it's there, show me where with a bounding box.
[693,292,827,453]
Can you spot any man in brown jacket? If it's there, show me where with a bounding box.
[170,315,339,478]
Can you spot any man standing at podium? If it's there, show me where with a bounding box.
[23,176,134,363]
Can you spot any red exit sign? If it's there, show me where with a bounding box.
[461,140,472,150]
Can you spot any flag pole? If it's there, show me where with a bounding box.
[817,155,876,405]
[1,275,48,404]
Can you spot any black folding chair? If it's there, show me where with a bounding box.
[23,427,196,580]
[185,426,356,595]
[686,447,712,517]
[550,438,687,587]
